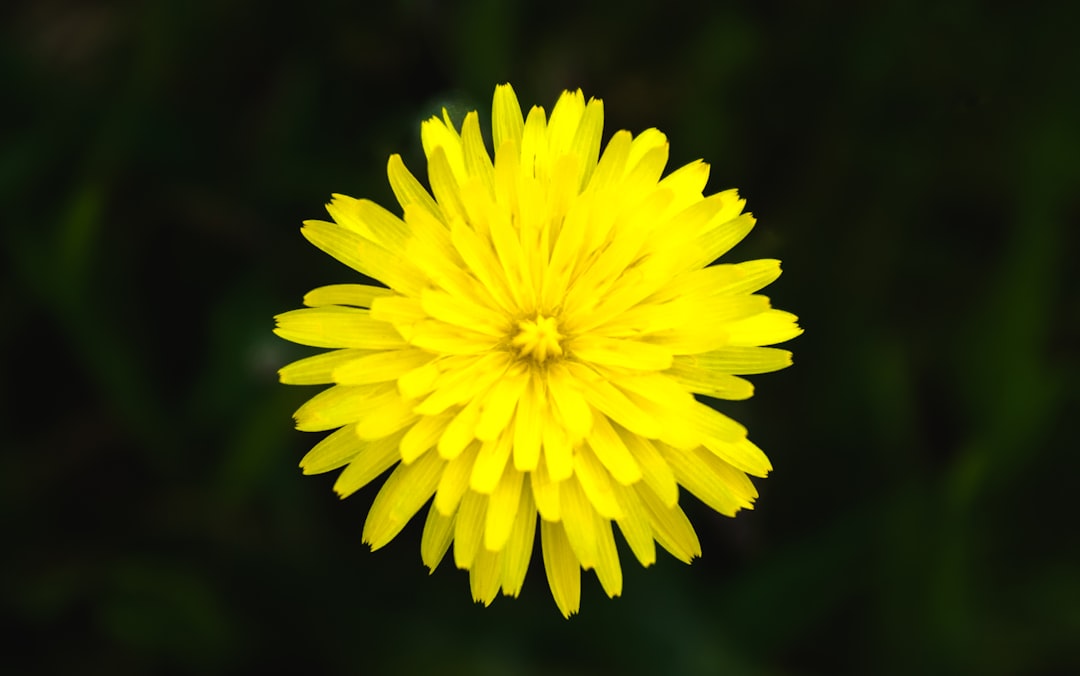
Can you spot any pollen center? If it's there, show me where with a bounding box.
[511,314,564,363]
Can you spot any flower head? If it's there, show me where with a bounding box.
[275,84,801,617]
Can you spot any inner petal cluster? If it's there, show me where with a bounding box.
[511,314,565,363]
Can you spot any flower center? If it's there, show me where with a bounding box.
[511,314,564,363]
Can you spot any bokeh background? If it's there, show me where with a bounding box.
[4,1,1078,673]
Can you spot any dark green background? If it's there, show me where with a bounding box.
[4,1,1078,673]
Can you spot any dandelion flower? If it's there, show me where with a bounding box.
[275,84,801,617]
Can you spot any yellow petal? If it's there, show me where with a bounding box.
[298,423,362,475]
[300,220,423,296]
[408,319,500,355]
[332,430,408,498]
[421,113,466,184]
[689,212,757,269]
[492,83,524,151]
[420,504,455,572]
[568,362,660,439]
[579,288,682,338]
[587,129,632,191]
[592,516,623,598]
[387,153,441,223]
[585,414,642,486]
[614,427,679,507]
[546,88,586,160]
[302,284,394,308]
[470,547,502,606]
[354,394,417,440]
[356,393,419,440]
[607,371,696,411]
[397,361,442,400]
[620,295,770,345]
[695,259,784,297]
[484,467,524,551]
[512,374,544,472]
[626,128,667,170]
[400,412,453,464]
[438,399,482,460]
[460,111,495,194]
[542,153,583,248]
[631,194,733,280]
[605,385,699,452]
[724,309,803,347]
[574,189,672,296]
[362,449,445,550]
[470,432,513,494]
[278,348,373,385]
[542,417,574,482]
[656,159,709,210]
[667,369,755,400]
[512,191,546,304]
[546,363,593,441]
[474,366,529,442]
[520,104,549,183]
[425,146,468,223]
[434,441,479,515]
[610,482,657,567]
[543,190,592,304]
[531,458,562,522]
[413,352,510,416]
[293,383,396,432]
[500,482,537,597]
[541,518,581,618]
[420,288,507,337]
[485,196,530,309]
[559,477,598,569]
[688,401,748,443]
[325,194,409,253]
[570,97,604,189]
[704,449,759,505]
[453,489,486,569]
[333,349,435,386]
[492,140,521,236]
[449,216,516,314]
[701,436,773,478]
[618,148,668,206]
[368,295,427,333]
[573,443,623,520]
[274,307,406,350]
[674,345,794,375]
[660,443,749,516]
[636,483,701,564]
[569,334,674,371]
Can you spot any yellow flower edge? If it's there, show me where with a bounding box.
[275,84,801,617]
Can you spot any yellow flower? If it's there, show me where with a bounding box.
[275,84,801,617]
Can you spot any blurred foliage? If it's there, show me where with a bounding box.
[3,0,1079,674]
